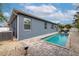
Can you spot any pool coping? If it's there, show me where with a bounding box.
[41,33,70,50]
[41,33,58,39]
[22,32,70,50]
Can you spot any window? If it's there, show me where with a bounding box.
[24,18,31,30]
[51,24,54,29]
[44,22,47,29]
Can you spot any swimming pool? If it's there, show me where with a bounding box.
[43,33,68,47]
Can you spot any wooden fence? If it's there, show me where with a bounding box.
[0,31,13,41]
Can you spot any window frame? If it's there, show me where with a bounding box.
[44,22,47,29]
[24,17,31,31]
[51,24,54,29]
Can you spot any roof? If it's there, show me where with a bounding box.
[8,9,57,25]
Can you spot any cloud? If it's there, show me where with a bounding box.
[24,4,57,13]
[49,11,65,19]
[3,12,10,17]
[21,4,58,18]
[65,10,76,16]
[50,10,76,19]
[20,4,77,24]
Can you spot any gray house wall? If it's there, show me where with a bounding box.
[10,18,17,38]
[17,15,57,40]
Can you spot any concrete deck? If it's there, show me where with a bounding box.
[69,28,79,54]
[20,32,78,56]
[0,32,78,56]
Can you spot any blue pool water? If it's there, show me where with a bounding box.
[43,33,68,47]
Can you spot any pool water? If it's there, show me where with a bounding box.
[43,33,68,47]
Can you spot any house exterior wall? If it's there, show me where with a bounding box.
[17,15,58,40]
[10,18,17,38]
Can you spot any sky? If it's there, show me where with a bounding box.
[1,3,78,26]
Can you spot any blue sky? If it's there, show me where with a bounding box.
[2,3,77,25]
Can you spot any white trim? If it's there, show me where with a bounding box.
[23,17,31,31]
[17,15,19,40]
[24,29,31,31]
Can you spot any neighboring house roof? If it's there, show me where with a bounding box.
[8,9,57,25]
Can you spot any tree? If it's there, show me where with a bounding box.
[58,24,64,30]
[74,12,79,30]
[0,4,8,22]
[73,4,79,30]
[65,24,72,30]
